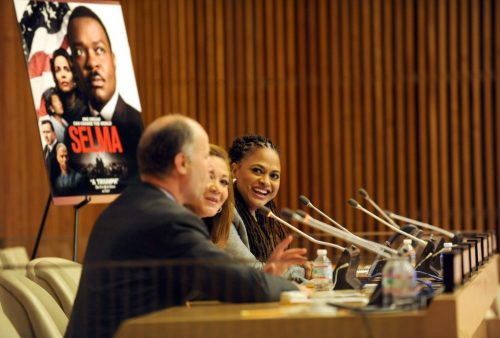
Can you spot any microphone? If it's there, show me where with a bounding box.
[384,210,455,239]
[282,208,394,259]
[348,200,438,277]
[358,189,400,229]
[299,195,353,234]
[293,209,399,256]
[256,207,345,251]
[279,208,365,290]
[347,199,428,247]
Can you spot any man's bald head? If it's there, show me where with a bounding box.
[137,114,204,178]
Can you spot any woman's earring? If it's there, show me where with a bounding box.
[217,208,222,214]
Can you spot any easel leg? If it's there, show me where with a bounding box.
[73,196,91,262]
[73,207,79,261]
[31,194,52,259]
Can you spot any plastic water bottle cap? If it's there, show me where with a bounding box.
[317,249,327,255]
[403,239,412,245]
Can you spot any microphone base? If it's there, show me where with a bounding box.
[452,232,465,244]
[367,257,387,278]
[428,237,445,273]
[367,281,384,306]
[333,246,362,290]
[386,224,422,248]
[415,239,439,276]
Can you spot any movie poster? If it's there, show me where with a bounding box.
[13,0,143,205]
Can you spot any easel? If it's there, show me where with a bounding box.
[31,194,91,262]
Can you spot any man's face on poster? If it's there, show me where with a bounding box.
[57,146,69,171]
[67,17,116,111]
[41,122,56,145]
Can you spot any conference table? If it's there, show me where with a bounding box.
[114,255,498,338]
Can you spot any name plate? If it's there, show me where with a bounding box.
[443,250,463,292]
[467,239,479,270]
[476,234,490,261]
[456,244,471,281]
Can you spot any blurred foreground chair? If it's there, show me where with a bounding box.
[1,301,21,337]
[0,270,68,338]
[0,246,29,270]
[26,258,82,317]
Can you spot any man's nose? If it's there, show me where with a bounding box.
[85,50,99,70]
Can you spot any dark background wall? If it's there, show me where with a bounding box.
[1,0,498,260]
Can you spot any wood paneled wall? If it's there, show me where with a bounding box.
[0,0,498,260]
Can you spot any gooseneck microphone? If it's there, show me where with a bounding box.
[282,208,394,259]
[358,189,400,229]
[257,207,345,251]
[347,199,427,247]
[299,195,353,234]
[293,210,399,256]
[384,210,455,239]
[277,208,364,291]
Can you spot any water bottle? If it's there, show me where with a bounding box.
[399,239,416,267]
[382,256,417,309]
[440,242,453,268]
[312,249,333,291]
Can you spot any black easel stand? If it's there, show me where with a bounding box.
[32,194,91,262]
[31,193,52,260]
[73,196,91,261]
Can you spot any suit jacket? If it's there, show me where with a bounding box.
[65,183,297,338]
[111,96,144,180]
[45,140,60,183]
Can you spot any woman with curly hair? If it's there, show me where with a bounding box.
[228,135,311,280]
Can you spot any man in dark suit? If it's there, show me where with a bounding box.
[40,120,60,182]
[64,115,306,338]
[66,6,144,179]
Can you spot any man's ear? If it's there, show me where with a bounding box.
[174,153,188,175]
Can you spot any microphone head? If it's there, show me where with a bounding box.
[257,206,272,217]
[358,188,369,198]
[295,209,307,218]
[298,195,311,206]
[347,199,359,208]
[281,208,295,222]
